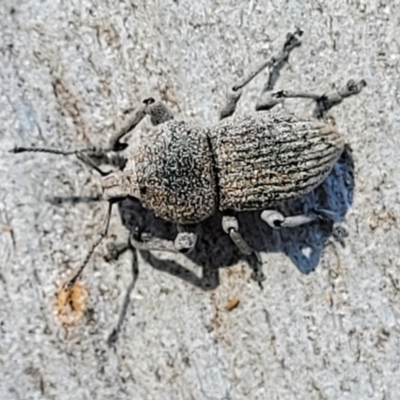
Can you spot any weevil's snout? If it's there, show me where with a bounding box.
[101,157,140,201]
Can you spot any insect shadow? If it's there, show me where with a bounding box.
[117,144,354,290]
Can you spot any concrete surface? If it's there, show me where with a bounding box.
[1,1,400,399]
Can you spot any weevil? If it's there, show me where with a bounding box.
[12,29,366,289]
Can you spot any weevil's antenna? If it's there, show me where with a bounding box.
[11,100,149,159]
[10,146,91,155]
[64,200,114,291]
[10,144,128,176]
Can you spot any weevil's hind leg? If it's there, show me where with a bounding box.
[220,29,303,120]
[222,216,265,287]
[257,79,367,118]
[261,210,318,229]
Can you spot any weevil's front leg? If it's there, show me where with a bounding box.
[257,79,367,118]
[220,29,303,120]
[261,210,318,229]
[130,231,197,254]
[109,97,174,150]
[108,106,146,151]
[222,216,265,286]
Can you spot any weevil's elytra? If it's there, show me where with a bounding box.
[210,114,344,212]
[11,29,366,289]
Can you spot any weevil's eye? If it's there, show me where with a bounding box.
[143,97,155,105]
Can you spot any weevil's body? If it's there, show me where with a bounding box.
[13,29,365,290]
[133,112,343,225]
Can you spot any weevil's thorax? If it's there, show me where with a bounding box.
[136,120,217,224]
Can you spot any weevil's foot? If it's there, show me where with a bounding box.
[343,79,367,96]
[174,232,197,254]
[248,252,265,289]
[104,242,130,261]
[332,223,348,247]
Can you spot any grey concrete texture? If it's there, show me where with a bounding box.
[1,0,399,399]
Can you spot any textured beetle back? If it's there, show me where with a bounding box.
[136,120,217,224]
[208,112,344,212]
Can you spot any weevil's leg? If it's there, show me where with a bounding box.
[108,105,146,151]
[222,216,265,286]
[64,201,114,290]
[262,209,349,246]
[257,79,367,118]
[222,216,252,255]
[313,79,367,118]
[261,210,318,229]
[108,96,174,150]
[220,29,303,120]
[129,231,197,254]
